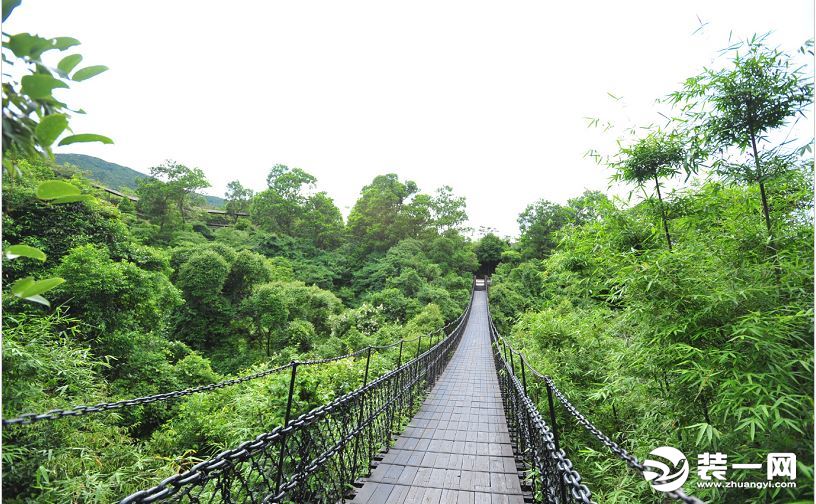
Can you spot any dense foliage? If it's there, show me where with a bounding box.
[1,7,478,495]
[2,149,480,501]
[490,36,813,503]
[2,3,812,502]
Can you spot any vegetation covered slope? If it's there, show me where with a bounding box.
[2,155,483,501]
[2,11,486,499]
[55,153,226,208]
[54,153,149,190]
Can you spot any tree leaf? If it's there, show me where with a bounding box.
[11,276,65,299]
[52,37,81,51]
[72,65,108,82]
[5,244,47,261]
[24,294,51,307]
[58,133,113,146]
[21,74,69,100]
[6,33,50,58]
[57,54,83,74]
[35,114,68,146]
[11,277,35,295]
[51,194,93,204]
[2,0,21,22]
[35,180,81,200]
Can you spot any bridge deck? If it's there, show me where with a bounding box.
[351,291,525,504]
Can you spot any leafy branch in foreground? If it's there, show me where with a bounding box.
[2,0,113,305]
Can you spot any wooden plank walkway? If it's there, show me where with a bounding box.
[351,291,526,504]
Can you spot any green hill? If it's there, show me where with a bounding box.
[55,153,225,208]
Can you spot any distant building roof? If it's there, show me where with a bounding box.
[93,183,139,201]
[92,183,248,216]
[204,209,249,216]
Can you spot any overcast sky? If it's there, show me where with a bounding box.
[6,1,813,237]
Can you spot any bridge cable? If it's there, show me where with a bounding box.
[2,311,465,426]
[488,310,704,504]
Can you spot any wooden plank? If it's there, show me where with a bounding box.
[350,292,526,503]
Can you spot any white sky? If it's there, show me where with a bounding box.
[5,1,814,237]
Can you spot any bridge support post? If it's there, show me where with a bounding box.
[518,356,529,458]
[275,361,298,498]
[416,335,423,397]
[363,346,372,387]
[385,353,398,451]
[363,347,373,468]
[391,339,404,441]
[546,381,568,503]
[545,383,560,452]
[351,347,374,483]
[507,348,518,449]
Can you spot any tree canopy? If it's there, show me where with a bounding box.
[1,13,812,503]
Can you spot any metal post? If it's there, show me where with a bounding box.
[410,335,422,412]
[363,346,372,386]
[364,346,374,464]
[546,381,568,503]
[275,361,298,496]
[386,342,401,449]
[507,347,518,445]
[428,337,435,385]
[518,355,530,457]
[545,382,561,451]
[352,347,373,480]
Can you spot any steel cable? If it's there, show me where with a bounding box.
[3,308,468,426]
[487,304,704,504]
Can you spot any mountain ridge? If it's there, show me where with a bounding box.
[55,153,225,208]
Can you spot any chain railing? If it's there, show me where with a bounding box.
[487,306,594,503]
[119,293,473,503]
[486,295,704,504]
[2,310,464,427]
[2,362,296,426]
[6,276,706,503]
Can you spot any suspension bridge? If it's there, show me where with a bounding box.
[3,279,704,503]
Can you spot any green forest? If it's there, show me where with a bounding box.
[2,1,813,503]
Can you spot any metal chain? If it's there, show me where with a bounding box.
[508,362,594,503]
[490,319,704,504]
[2,362,294,426]
[541,373,705,504]
[297,346,372,366]
[369,312,463,351]
[121,297,473,503]
[3,312,467,427]
[488,313,594,503]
